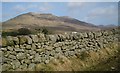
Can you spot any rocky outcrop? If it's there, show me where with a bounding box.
[1,29,118,71]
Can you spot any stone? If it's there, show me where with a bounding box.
[6,36,14,46]
[14,45,19,48]
[28,55,34,59]
[14,48,24,52]
[26,45,31,50]
[13,37,19,45]
[19,64,27,70]
[36,49,44,53]
[9,51,16,55]
[64,33,70,40]
[2,64,11,71]
[4,51,10,57]
[55,47,61,53]
[8,55,16,59]
[45,60,49,64]
[45,46,53,51]
[58,34,66,41]
[28,50,36,55]
[28,63,36,71]
[20,45,25,49]
[45,51,51,55]
[48,35,57,43]
[88,32,94,38]
[53,42,63,47]
[37,33,46,42]
[31,44,36,50]
[25,36,32,44]
[82,32,88,38]
[11,60,21,69]
[61,46,68,50]
[36,43,41,49]
[41,57,46,62]
[72,33,79,40]
[19,36,27,44]
[75,45,79,49]
[49,56,54,61]
[24,59,31,64]
[70,46,76,50]
[31,35,39,43]
[64,51,69,57]
[1,48,7,51]
[50,50,55,56]
[44,55,49,60]
[3,58,12,64]
[64,41,70,45]
[34,53,41,63]
[54,34,60,41]
[16,53,26,60]
[69,51,75,56]
[54,53,61,59]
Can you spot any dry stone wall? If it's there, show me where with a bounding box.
[1,29,118,71]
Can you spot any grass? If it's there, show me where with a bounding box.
[85,52,120,71]
[35,63,53,71]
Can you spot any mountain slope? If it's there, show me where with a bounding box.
[2,12,100,32]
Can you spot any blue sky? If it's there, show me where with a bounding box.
[1,2,118,25]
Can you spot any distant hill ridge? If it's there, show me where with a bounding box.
[2,12,100,32]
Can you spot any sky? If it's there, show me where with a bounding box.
[1,2,118,25]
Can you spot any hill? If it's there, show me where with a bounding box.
[2,12,100,33]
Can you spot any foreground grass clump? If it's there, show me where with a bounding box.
[35,63,53,71]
